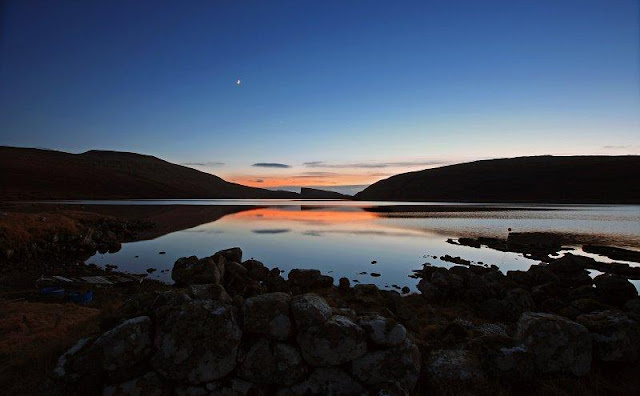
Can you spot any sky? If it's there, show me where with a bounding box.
[1,0,639,194]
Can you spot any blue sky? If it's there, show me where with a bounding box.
[1,0,639,193]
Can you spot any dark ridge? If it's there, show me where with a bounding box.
[0,146,299,200]
[299,187,352,199]
[355,155,640,203]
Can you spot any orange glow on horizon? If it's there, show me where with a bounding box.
[227,174,385,188]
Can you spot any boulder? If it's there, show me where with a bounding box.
[547,255,593,287]
[593,274,638,306]
[625,298,640,321]
[278,367,365,396]
[356,314,407,346]
[237,338,307,386]
[576,310,640,362]
[243,292,292,340]
[339,277,351,291]
[213,247,243,263]
[531,281,566,305]
[471,335,534,380]
[63,316,152,382]
[242,259,270,281]
[291,293,332,328]
[91,316,153,373]
[332,307,357,320]
[264,274,290,293]
[172,255,224,286]
[205,378,266,396]
[103,372,169,396]
[174,386,208,396]
[426,349,486,386]
[152,300,242,384]
[516,312,592,376]
[297,315,367,366]
[502,288,535,320]
[288,269,334,290]
[353,284,381,304]
[187,283,232,303]
[350,339,421,392]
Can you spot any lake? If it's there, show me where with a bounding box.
[75,200,640,291]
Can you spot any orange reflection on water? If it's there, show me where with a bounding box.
[227,207,377,224]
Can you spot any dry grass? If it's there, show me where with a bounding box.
[0,210,111,248]
[0,301,101,395]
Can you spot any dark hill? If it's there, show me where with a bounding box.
[299,187,351,199]
[0,146,298,200]
[355,156,640,203]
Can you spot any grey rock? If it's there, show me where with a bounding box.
[237,338,307,386]
[213,247,243,264]
[92,316,152,373]
[243,292,292,340]
[426,349,486,385]
[350,339,421,392]
[207,378,266,396]
[152,300,242,384]
[471,335,534,380]
[288,269,334,290]
[278,367,365,396]
[357,314,407,346]
[297,315,367,366]
[594,274,638,306]
[291,293,332,328]
[172,255,224,286]
[516,312,592,376]
[187,283,232,303]
[576,310,640,362]
[103,371,168,396]
[243,259,270,281]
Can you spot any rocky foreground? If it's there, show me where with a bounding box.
[52,247,640,395]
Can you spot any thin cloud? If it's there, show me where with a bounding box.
[182,161,225,167]
[602,145,631,149]
[252,179,265,183]
[303,160,446,168]
[252,162,291,168]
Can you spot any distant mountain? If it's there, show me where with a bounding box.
[299,187,351,199]
[355,156,640,203]
[0,147,298,200]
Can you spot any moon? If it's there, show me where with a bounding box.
[236,79,241,86]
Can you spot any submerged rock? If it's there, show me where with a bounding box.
[516,312,592,376]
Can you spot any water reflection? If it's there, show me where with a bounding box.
[84,202,640,291]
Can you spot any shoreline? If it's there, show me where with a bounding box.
[1,205,640,394]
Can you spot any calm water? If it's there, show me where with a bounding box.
[79,200,640,291]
